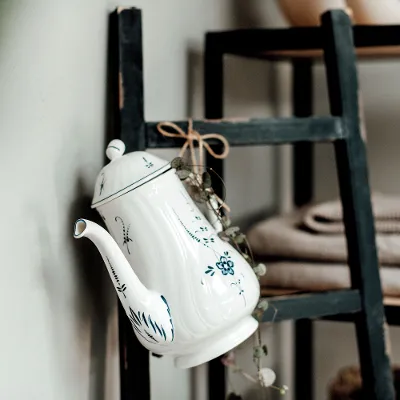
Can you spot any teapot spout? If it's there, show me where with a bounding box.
[73,219,175,344]
[74,219,149,300]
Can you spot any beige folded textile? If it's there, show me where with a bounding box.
[261,261,400,296]
[247,207,400,265]
[303,193,400,234]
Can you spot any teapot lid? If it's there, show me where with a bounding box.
[91,139,171,208]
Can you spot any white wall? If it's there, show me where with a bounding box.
[0,2,109,399]
[0,1,282,399]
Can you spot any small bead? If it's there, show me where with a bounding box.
[225,226,240,237]
[257,299,269,310]
[254,263,267,276]
[259,368,276,387]
[253,346,264,358]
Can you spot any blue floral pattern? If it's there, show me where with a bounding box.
[172,208,216,248]
[99,173,105,195]
[128,295,175,344]
[231,275,247,306]
[106,257,127,298]
[216,252,235,275]
[143,157,154,168]
[115,216,133,254]
[205,251,235,276]
[204,252,246,305]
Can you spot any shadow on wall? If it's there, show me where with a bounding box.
[31,173,114,400]
[68,177,115,400]
[61,14,121,400]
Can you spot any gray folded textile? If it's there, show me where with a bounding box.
[303,193,400,234]
[261,261,400,297]
[247,206,400,265]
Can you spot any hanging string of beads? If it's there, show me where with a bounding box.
[157,119,288,397]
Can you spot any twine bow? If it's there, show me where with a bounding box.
[156,119,230,175]
[156,119,230,212]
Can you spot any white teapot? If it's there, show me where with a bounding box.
[74,139,260,368]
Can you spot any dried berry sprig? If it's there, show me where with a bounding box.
[171,156,288,396]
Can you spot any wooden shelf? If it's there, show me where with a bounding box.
[261,289,362,322]
[207,24,400,61]
[261,288,400,324]
[259,46,400,61]
[145,116,344,150]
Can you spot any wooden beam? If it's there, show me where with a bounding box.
[262,289,362,323]
[145,116,344,148]
[292,58,315,400]
[206,21,400,58]
[117,7,145,153]
[323,10,394,399]
[205,34,227,400]
[113,7,150,400]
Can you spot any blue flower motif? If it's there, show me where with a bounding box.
[216,255,235,276]
[204,251,235,277]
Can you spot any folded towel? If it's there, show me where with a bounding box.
[304,193,400,234]
[247,207,400,265]
[261,261,400,297]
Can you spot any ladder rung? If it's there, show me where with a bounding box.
[207,28,323,54]
[262,289,361,323]
[146,116,344,148]
[207,25,400,57]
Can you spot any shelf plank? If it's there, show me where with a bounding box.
[258,46,400,61]
[261,289,361,322]
[206,24,400,60]
[261,288,400,325]
[145,116,344,148]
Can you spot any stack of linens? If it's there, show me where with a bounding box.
[247,193,400,295]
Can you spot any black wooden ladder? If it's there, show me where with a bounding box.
[108,8,394,400]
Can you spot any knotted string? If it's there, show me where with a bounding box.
[156,119,230,175]
[156,119,230,211]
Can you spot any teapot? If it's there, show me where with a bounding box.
[74,139,260,368]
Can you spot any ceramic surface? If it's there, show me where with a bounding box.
[74,139,260,368]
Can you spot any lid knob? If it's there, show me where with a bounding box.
[106,139,126,161]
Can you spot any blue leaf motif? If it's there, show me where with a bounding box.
[127,296,175,344]
[205,266,215,275]
[154,321,163,337]
[132,311,141,326]
[148,316,157,334]
[161,295,175,341]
